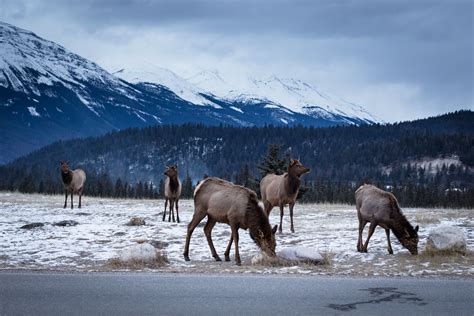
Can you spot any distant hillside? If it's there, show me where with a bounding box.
[1,110,473,207]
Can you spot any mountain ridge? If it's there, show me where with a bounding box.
[1,21,380,163]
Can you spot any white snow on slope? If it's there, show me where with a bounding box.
[113,64,221,108]
[27,106,40,117]
[0,22,128,95]
[187,70,381,124]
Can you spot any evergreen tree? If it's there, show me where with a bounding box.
[181,169,193,198]
[256,144,288,178]
[114,178,124,198]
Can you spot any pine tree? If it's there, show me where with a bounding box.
[114,178,123,198]
[181,169,193,198]
[256,144,288,178]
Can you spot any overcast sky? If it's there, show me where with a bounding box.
[1,0,472,122]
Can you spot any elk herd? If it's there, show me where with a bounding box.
[59,158,420,265]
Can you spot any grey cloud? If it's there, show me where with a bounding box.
[1,0,472,121]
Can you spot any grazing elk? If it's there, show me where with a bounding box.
[260,159,310,233]
[60,161,86,209]
[355,184,419,255]
[163,165,181,223]
[183,177,277,265]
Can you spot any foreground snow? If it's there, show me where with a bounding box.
[1,192,472,277]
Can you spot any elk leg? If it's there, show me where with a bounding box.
[278,204,284,233]
[176,199,180,223]
[362,221,377,253]
[168,199,173,222]
[70,191,74,209]
[204,218,221,261]
[171,200,176,222]
[289,202,295,233]
[231,225,241,265]
[183,208,207,261]
[385,228,393,254]
[263,201,273,216]
[78,188,82,209]
[357,220,367,252]
[64,190,68,209]
[162,198,168,221]
[224,233,233,261]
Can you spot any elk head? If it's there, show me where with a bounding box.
[164,165,178,178]
[288,159,310,177]
[60,161,70,174]
[253,225,278,257]
[400,225,419,255]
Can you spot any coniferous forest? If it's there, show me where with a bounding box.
[0,110,473,208]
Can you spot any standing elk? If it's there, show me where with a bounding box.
[183,177,277,265]
[355,184,419,255]
[60,161,86,209]
[163,165,181,223]
[260,159,310,233]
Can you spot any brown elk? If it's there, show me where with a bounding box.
[60,161,86,209]
[355,184,419,255]
[183,177,277,265]
[260,159,310,233]
[163,165,181,223]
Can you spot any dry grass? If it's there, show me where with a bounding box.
[420,248,470,258]
[104,252,169,270]
[251,251,333,267]
[415,213,441,224]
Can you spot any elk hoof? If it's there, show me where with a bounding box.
[225,256,230,262]
[291,228,295,233]
[214,256,222,262]
[388,250,394,255]
[177,219,180,223]
[184,255,190,261]
[235,261,241,266]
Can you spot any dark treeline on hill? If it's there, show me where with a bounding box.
[0,110,473,208]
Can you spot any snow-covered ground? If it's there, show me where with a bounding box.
[1,192,472,277]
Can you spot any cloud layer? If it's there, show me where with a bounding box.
[1,0,472,121]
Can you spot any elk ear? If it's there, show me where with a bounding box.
[415,225,419,233]
[272,225,278,235]
[258,230,264,239]
[66,161,70,165]
[289,159,295,166]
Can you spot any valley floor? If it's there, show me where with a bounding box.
[0,192,472,277]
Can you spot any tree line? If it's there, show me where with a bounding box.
[0,110,472,208]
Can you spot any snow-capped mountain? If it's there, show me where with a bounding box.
[113,64,220,108]
[117,66,380,125]
[0,21,380,164]
[187,70,380,125]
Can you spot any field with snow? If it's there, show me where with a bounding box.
[1,192,473,277]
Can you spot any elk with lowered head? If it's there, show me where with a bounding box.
[60,161,86,209]
[260,159,310,233]
[184,177,277,265]
[355,184,419,255]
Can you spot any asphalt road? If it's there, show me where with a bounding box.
[0,272,472,315]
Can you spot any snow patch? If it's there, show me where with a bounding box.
[229,106,243,113]
[27,106,40,117]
